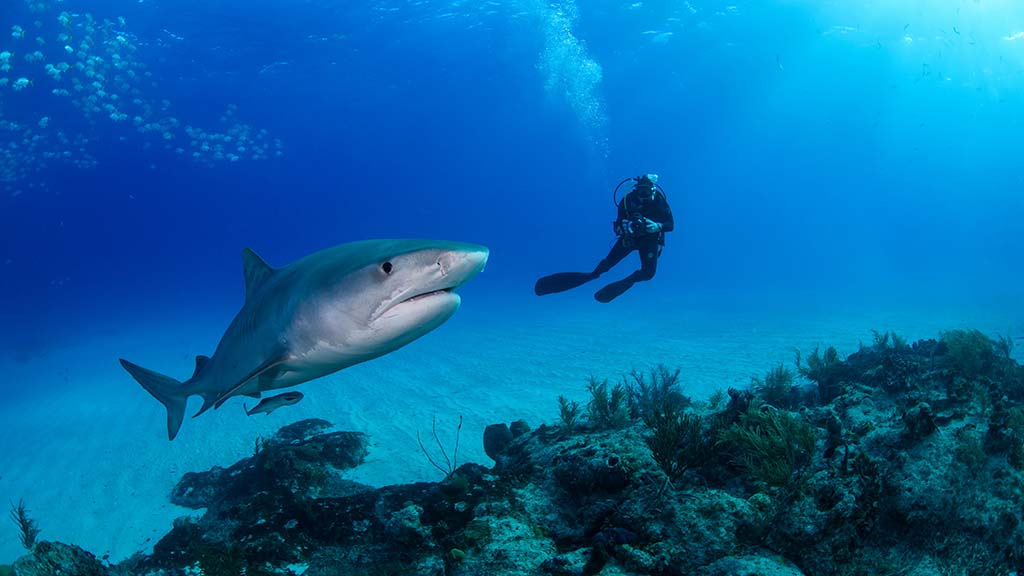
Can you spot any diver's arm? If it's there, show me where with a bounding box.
[658,201,674,232]
[646,195,674,233]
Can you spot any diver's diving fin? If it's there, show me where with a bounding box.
[534,272,597,296]
[594,276,637,303]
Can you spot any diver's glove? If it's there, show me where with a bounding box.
[643,219,662,234]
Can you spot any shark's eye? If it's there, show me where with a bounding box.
[381,261,393,275]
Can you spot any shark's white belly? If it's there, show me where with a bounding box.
[257,340,371,392]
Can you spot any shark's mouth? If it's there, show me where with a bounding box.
[378,287,458,320]
[401,287,454,304]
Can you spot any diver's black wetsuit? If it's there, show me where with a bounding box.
[533,183,674,302]
[587,188,674,301]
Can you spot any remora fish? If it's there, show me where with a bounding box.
[245,391,304,416]
[120,239,489,440]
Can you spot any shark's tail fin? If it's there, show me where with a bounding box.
[119,359,188,441]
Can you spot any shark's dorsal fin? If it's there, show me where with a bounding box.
[192,355,211,379]
[241,248,275,301]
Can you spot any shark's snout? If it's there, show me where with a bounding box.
[375,244,489,320]
[445,247,488,286]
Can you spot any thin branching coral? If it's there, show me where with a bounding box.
[9,499,41,550]
[557,395,581,433]
[627,364,690,423]
[752,364,796,409]
[941,329,995,381]
[586,376,630,429]
[717,399,817,489]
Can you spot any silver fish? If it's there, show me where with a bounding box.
[245,391,304,416]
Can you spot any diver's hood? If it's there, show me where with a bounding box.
[613,174,666,206]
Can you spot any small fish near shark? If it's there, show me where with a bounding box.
[121,239,489,440]
[245,391,304,416]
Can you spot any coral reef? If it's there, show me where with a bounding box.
[9,329,1024,575]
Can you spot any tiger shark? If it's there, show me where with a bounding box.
[120,239,489,440]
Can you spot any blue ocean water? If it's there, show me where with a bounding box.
[1,0,1023,565]
[3,0,1022,337]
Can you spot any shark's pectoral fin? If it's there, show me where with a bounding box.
[209,355,290,412]
[242,391,262,399]
[194,393,217,418]
[258,366,284,387]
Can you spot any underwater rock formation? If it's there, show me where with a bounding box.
[9,329,1024,575]
[11,542,108,576]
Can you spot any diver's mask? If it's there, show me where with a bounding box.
[635,173,659,198]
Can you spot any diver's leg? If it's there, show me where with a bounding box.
[635,240,660,281]
[594,240,659,303]
[592,239,632,276]
[534,240,630,296]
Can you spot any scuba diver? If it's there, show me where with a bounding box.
[534,173,675,303]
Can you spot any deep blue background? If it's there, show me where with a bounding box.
[2,0,1022,360]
